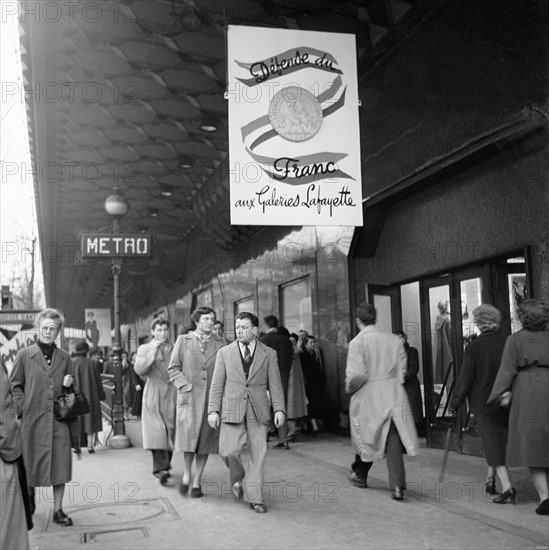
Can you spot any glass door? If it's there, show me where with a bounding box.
[450,265,490,456]
[420,275,454,449]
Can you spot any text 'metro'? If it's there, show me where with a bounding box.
[81,234,152,258]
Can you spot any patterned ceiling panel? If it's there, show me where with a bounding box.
[111,75,170,100]
[103,126,148,145]
[71,49,134,76]
[141,121,188,142]
[69,105,118,128]
[148,98,202,120]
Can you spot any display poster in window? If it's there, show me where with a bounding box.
[227,26,363,226]
[84,308,111,348]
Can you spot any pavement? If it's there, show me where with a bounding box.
[28,419,548,550]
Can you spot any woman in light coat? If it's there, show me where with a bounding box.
[168,307,225,498]
[134,317,177,484]
[10,308,75,526]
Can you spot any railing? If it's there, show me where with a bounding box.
[434,360,456,418]
[100,373,115,443]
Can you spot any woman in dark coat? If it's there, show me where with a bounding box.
[299,335,325,435]
[449,305,514,502]
[396,331,424,436]
[121,350,135,418]
[72,340,106,453]
[10,308,75,527]
[129,351,145,418]
[488,299,549,515]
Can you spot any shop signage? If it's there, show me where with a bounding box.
[0,310,39,324]
[80,233,152,258]
[227,26,363,226]
[1,329,37,375]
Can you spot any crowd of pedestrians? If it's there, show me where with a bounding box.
[1,298,548,548]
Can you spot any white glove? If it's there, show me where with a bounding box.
[274,411,285,428]
[208,412,219,429]
[63,374,74,387]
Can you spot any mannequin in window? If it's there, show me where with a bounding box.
[434,300,452,385]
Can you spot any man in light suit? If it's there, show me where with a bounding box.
[208,312,286,514]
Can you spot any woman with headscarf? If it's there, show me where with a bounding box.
[10,308,75,526]
[449,304,514,502]
[488,299,549,515]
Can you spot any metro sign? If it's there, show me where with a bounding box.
[81,233,152,258]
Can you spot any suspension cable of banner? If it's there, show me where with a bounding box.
[223,0,228,99]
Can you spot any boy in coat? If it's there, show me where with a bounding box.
[134,317,177,484]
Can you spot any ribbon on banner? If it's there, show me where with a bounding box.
[239,75,354,186]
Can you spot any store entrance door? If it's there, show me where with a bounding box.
[450,265,490,456]
[420,275,456,449]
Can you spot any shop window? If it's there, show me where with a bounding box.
[460,277,483,347]
[280,276,312,335]
[508,271,527,333]
[234,295,254,317]
[192,286,213,310]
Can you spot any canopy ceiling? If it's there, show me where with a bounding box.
[19,0,443,324]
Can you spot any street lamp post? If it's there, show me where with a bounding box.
[105,187,131,449]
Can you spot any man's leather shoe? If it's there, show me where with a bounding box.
[535,498,549,515]
[154,470,170,485]
[250,503,267,513]
[391,487,404,501]
[347,468,367,488]
[52,509,73,526]
[232,481,243,501]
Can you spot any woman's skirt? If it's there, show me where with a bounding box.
[477,412,509,466]
[287,356,308,420]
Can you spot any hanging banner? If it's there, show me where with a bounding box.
[228,26,363,226]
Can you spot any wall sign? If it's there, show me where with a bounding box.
[228,26,363,226]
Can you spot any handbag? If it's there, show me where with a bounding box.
[54,387,90,421]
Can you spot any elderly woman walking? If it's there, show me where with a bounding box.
[449,305,514,501]
[488,299,549,515]
[168,307,225,498]
[10,308,75,526]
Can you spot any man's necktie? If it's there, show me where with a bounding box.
[243,343,251,377]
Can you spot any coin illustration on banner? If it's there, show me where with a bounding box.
[268,86,323,142]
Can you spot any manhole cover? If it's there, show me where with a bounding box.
[44,498,179,532]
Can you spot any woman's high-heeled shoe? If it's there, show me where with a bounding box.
[493,487,516,504]
[484,478,497,495]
